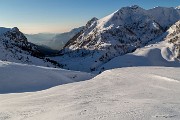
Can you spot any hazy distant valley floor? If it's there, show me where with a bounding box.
[0,67,180,120]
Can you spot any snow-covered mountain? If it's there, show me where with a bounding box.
[52,5,180,72]
[147,6,180,29]
[96,20,180,72]
[0,27,60,67]
[165,20,180,59]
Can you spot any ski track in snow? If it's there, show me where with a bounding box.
[0,67,180,120]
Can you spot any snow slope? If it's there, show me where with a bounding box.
[98,20,180,72]
[0,27,61,67]
[0,67,180,120]
[147,6,180,29]
[165,20,180,59]
[98,41,180,72]
[0,60,94,94]
[0,27,11,35]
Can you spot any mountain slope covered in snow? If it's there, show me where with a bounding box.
[0,27,61,67]
[52,6,180,72]
[147,6,180,29]
[165,20,180,59]
[98,20,180,72]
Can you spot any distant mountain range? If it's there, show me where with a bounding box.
[25,27,83,50]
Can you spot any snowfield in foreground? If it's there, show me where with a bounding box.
[0,61,94,93]
[0,67,180,120]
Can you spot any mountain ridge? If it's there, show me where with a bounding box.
[0,27,61,67]
[52,5,180,72]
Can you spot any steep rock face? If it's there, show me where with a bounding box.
[52,6,180,72]
[0,27,60,67]
[165,20,180,59]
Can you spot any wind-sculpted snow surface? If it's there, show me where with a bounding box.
[0,67,179,120]
[0,60,94,93]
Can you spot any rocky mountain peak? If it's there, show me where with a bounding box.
[0,27,61,67]
[85,17,98,28]
[3,27,28,43]
[12,27,19,32]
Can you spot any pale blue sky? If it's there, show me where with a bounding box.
[0,0,179,34]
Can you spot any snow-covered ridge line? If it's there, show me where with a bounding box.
[0,27,62,67]
[0,27,11,35]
